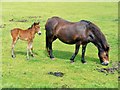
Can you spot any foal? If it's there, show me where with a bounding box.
[11,22,41,59]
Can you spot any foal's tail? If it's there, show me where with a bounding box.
[45,23,51,51]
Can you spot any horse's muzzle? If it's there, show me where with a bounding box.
[101,61,109,66]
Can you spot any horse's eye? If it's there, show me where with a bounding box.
[106,54,108,57]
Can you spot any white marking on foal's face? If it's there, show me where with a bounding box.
[38,31,41,35]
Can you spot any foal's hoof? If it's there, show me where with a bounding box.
[26,57,30,60]
[31,54,34,57]
[12,55,16,58]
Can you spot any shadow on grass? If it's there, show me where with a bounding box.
[15,51,38,55]
[51,50,100,63]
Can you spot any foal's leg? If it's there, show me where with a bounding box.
[81,44,87,64]
[11,38,18,58]
[29,42,34,57]
[70,43,80,63]
[27,41,31,60]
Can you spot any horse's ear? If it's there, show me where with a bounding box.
[106,45,110,51]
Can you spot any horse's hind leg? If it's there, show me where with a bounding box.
[46,34,57,58]
[70,43,80,63]
[47,36,57,59]
[11,37,18,58]
[46,34,49,53]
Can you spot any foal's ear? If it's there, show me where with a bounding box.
[33,22,36,25]
[37,22,40,24]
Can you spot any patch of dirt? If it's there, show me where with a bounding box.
[114,19,120,21]
[0,24,6,28]
[48,71,64,77]
[96,61,119,75]
[9,16,41,23]
[9,19,28,22]
[61,84,69,88]
[9,19,14,22]
[28,16,41,18]
[17,19,28,22]
[118,76,120,81]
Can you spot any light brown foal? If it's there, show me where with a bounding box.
[11,22,41,59]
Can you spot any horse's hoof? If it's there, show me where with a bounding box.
[81,60,86,64]
[51,58,55,60]
[70,60,74,64]
[82,61,87,64]
[83,62,87,64]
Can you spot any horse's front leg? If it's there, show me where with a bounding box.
[70,43,80,63]
[81,44,87,64]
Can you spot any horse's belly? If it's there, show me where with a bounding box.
[59,39,76,44]
[57,35,77,44]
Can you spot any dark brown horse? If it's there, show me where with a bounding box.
[11,22,41,59]
[45,16,110,66]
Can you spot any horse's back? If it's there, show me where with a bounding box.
[45,16,76,33]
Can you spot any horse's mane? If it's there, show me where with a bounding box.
[81,20,109,50]
[52,16,75,24]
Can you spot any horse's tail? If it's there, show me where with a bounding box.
[45,18,58,50]
[46,31,49,50]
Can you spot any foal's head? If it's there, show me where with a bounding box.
[32,22,41,35]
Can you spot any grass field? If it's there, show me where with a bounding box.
[1,2,118,88]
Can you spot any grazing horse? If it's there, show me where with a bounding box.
[45,17,110,66]
[11,22,41,59]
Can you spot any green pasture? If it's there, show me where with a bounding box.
[1,2,118,88]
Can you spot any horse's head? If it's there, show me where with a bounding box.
[87,22,110,66]
[98,45,110,66]
[33,22,41,35]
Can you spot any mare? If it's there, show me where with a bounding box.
[45,17,110,65]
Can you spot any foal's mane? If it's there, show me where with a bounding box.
[28,24,34,29]
[81,20,109,50]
